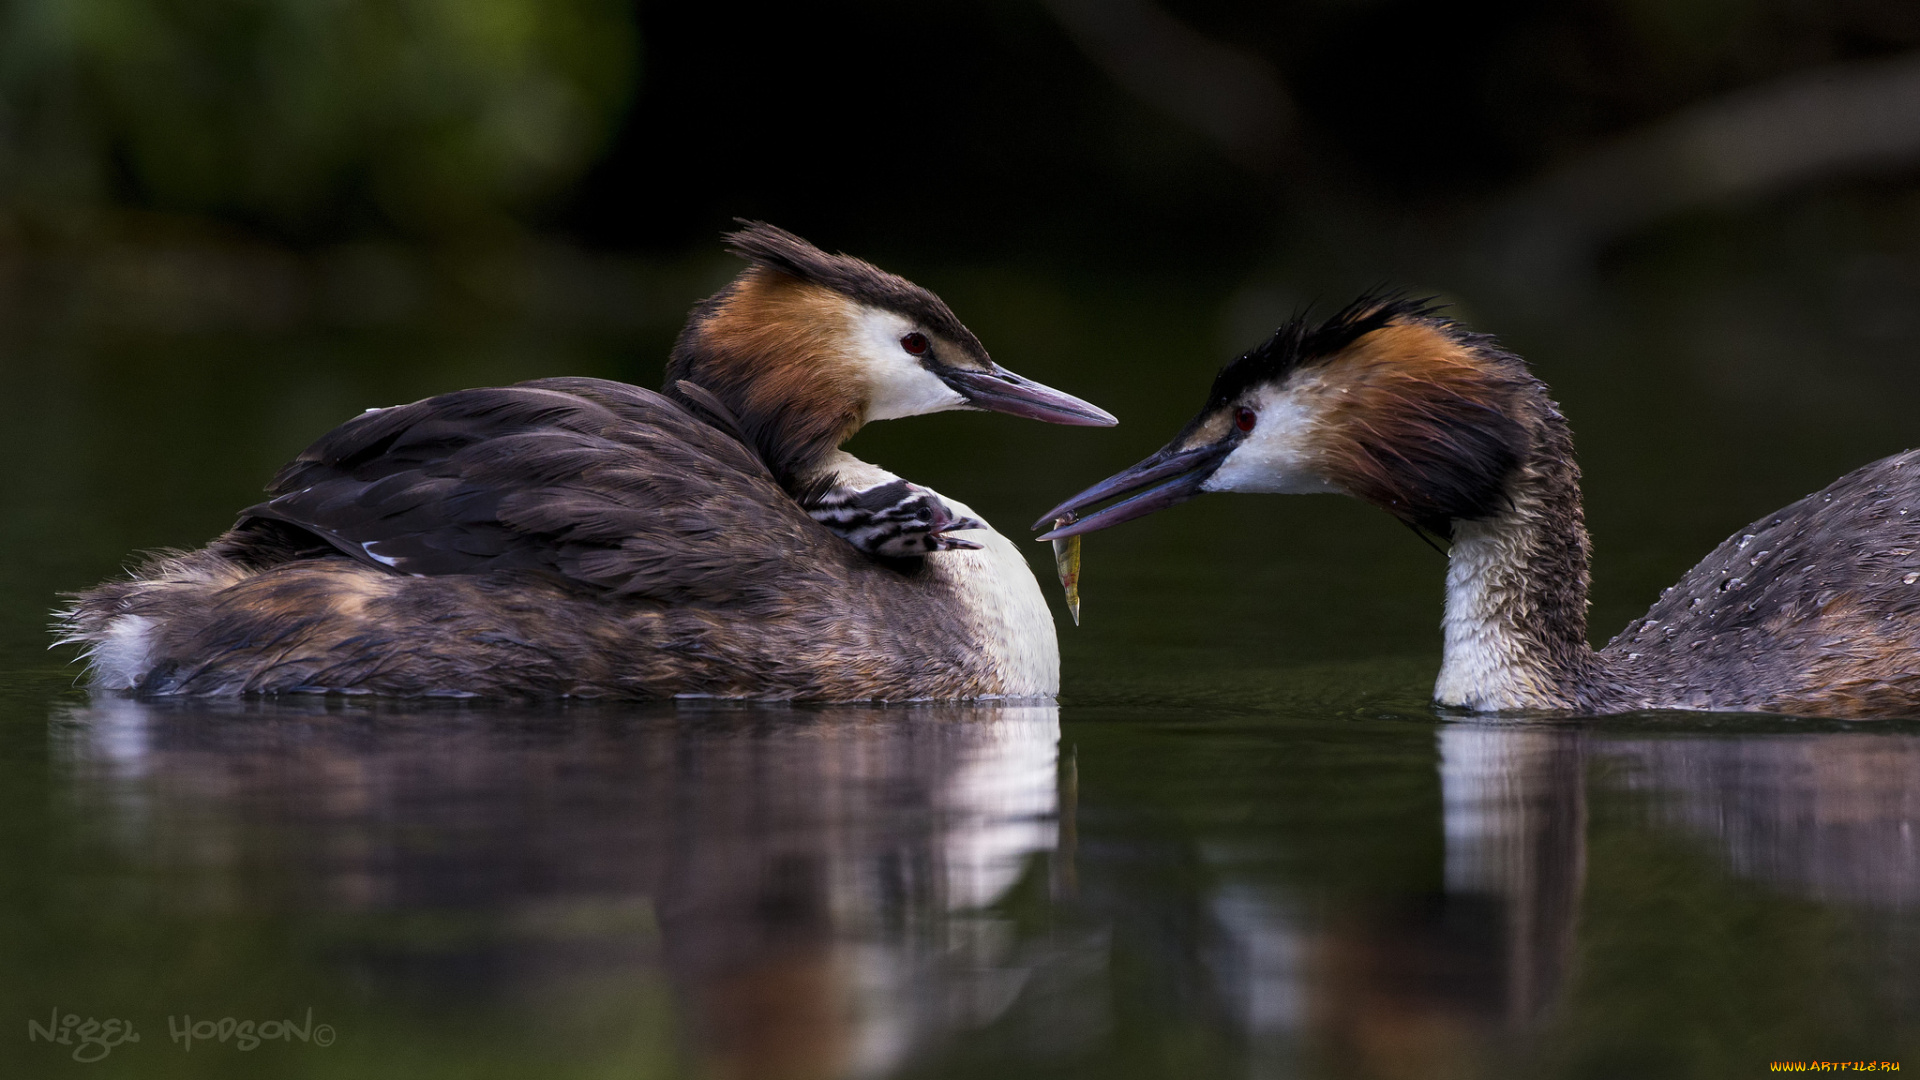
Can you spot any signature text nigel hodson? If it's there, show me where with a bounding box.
[26,1007,336,1062]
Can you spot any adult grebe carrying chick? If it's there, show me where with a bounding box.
[63,224,1115,700]
[1040,296,1920,718]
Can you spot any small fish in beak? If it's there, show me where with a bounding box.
[1051,513,1083,625]
[1034,439,1235,540]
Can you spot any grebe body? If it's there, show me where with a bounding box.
[63,225,1114,700]
[1040,298,1920,719]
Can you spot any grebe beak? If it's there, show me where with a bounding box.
[1034,438,1233,539]
[940,364,1118,427]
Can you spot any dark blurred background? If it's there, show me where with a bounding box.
[7,0,1920,310]
[7,0,1920,679]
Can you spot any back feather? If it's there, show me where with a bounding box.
[228,377,865,605]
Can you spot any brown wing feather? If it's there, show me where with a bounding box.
[228,377,852,605]
[1605,450,1920,714]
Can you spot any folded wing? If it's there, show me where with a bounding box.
[234,377,848,604]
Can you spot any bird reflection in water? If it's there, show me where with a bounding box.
[1212,720,1920,1078]
[52,698,1063,1079]
[1443,721,1920,913]
[51,698,1920,1076]
[1438,722,1587,1028]
[1432,720,1920,1036]
[1599,729,1920,908]
[1224,725,1587,1077]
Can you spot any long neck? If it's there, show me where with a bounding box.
[1433,407,1601,710]
[664,275,860,489]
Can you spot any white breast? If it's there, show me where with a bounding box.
[931,493,1061,698]
[815,452,1059,698]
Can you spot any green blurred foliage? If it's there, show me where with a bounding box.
[0,0,637,239]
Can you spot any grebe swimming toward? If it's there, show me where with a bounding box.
[1040,297,1920,718]
[63,224,1115,700]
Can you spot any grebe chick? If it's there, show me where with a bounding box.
[1039,297,1920,719]
[61,224,1116,701]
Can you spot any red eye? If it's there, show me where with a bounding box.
[900,332,929,355]
[1235,407,1257,432]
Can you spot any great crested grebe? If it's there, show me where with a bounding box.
[1040,296,1920,719]
[62,223,1116,700]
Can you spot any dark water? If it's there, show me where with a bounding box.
[7,240,1920,1076]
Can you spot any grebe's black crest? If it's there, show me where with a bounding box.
[1201,293,1444,413]
[722,221,985,360]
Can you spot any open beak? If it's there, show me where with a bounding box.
[1033,439,1233,539]
[940,365,1118,427]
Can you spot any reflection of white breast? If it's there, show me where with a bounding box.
[1439,723,1570,896]
[818,452,1059,698]
[843,704,1062,1076]
[939,704,1061,908]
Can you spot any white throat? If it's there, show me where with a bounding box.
[1433,511,1567,711]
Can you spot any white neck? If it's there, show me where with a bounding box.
[1436,517,1558,709]
[1433,492,1592,711]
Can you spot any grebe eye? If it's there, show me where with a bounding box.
[1235,407,1257,432]
[900,332,929,355]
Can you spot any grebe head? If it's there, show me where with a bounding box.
[668,222,1114,482]
[1038,296,1534,540]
